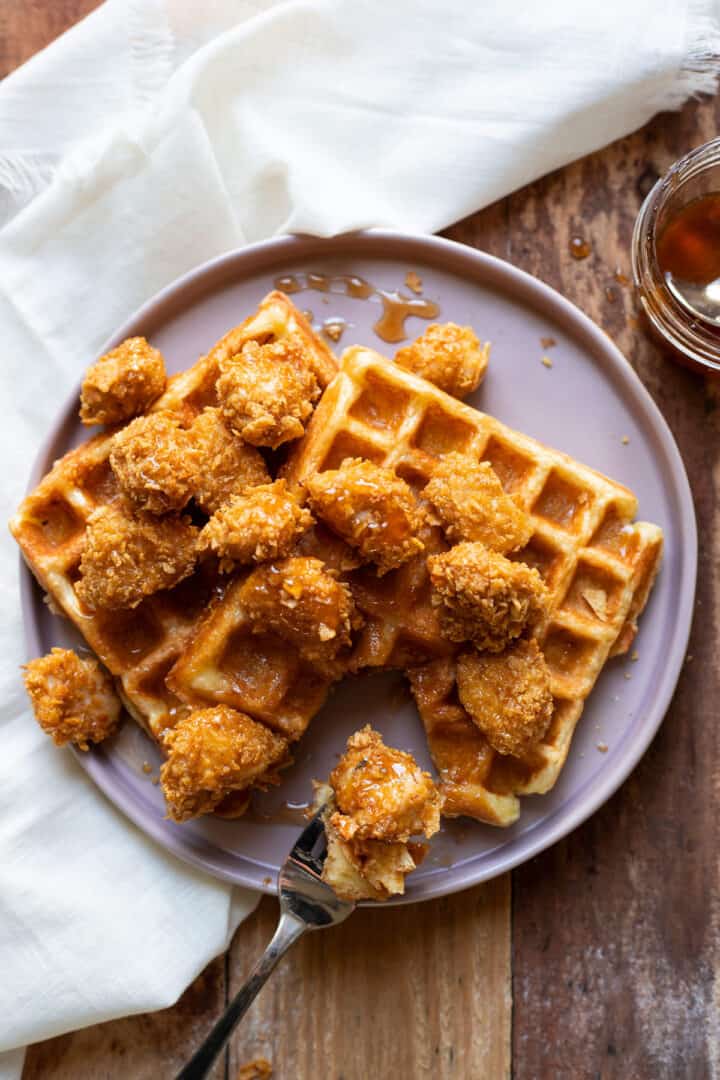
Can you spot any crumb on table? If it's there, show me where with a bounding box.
[236,1058,272,1080]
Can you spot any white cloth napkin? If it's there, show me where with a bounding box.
[1,0,717,1074]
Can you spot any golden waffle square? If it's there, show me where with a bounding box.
[10,294,338,745]
[9,434,211,740]
[165,575,334,742]
[164,520,362,739]
[282,346,663,823]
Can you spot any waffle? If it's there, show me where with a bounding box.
[165,574,334,742]
[10,293,338,746]
[282,346,664,824]
[163,520,364,741]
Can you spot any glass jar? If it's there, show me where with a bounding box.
[632,137,720,375]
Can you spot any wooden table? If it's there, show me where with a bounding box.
[6,4,716,1078]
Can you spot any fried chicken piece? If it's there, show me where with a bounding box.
[198,480,313,569]
[189,408,269,515]
[305,458,424,575]
[109,412,198,514]
[319,800,426,901]
[160,706,288,822]
[456,639,553,756]
[76,503,198,610]
[238,556,359,665]
[80,337,166,426]
[329,725,441,843]
[394,323,489,399]
[428,541,548,651]
[314,726,440,901]
[424,453,533,553]
[23,647,121,750]
[217,335,320,449]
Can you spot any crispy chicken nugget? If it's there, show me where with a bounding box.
[456,639,554,756]
[160,706,288,822]
[424,452,533,553]
[428,541,548,652]
[238,556,359,665]
[305,458,424,575]
[23,647,121,750]
[394,323,489,399]
[198,480,313,569]
[76,503,198,611]
[329,725,441,844]
[110,412,199,514]
[189,408,269,515]
[217,335,320,449]
[80,337,167,426]
[317,784,427,901]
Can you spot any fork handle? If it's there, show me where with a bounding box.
[175,909,307,1080]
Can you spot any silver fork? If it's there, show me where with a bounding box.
[175,806,355,1079]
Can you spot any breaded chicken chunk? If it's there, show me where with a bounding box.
[76,503,198,610]
[329,725,441,844]
[109,413,198,514]
[428,541,548,651]
[198,480,313,569]
[238,556,359,665]
[394,323,489,399]
[424,453,533,553]
[189,408,269,515]
[217,335,320,449]
[305,458,424,575]
[160,706,288,822]
[456,639,554,756]
[318,789,427,901]
[314,726,440,901]
[23,647,121,750]
[80,337,166,426]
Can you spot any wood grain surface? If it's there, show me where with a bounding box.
[7,3,716,1079]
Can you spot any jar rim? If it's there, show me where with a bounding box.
[632,137,720,374]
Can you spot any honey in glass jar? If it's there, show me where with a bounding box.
[632,138,720,374]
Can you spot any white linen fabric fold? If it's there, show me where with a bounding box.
[0,0,717,1071]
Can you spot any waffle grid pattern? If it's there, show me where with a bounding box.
[282,346,663,823]
[11,294,338,745]
[166,576,333,742]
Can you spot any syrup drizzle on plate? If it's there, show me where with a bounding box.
[274,271,439,343]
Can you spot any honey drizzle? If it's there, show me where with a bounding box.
[656,193,720,285]
[242,800,310,826]
[569,236,591,260]
[272,272,439,343]
[374,290,439,344]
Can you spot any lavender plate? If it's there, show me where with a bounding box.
[21,231,696,903]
